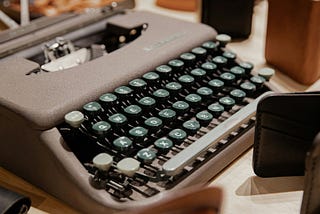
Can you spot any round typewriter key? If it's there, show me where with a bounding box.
[117,157,140,177]
[113,136,133,151]
[99,93,117,108]
[108,113,128,127]
[202,41,219,53]
[222,51,237,62]
[197,87,213,100]
[152,89,170,103]
[155,65,172,79]
[138,97,156,110]
[190,68,206,82]
[158,109,176,124]
[191,47,207,59]
[180,53,196,65]
[92,121,111,136]
[172,101,190,115]
[208,103,224,117]
[201,62,217,75]
[196,111,213,126]
[129,79,147,92]
[230,89,246,103]
[219,96,235,111]
[142,72,160,85]
[183,120,200,135]
[137,148,156,164]
[250,76,266,88]
[64,111,85,128]
[239,62,254,75]
[154,137,173,154]
[83,101,102,116]
[257,67,275,81]
[169,129,187,144]
[185,94,202,107]
[165,82,182,95]
[168,59,184,72]
[230,66,245,78]
[220,72,236,85]
[144,117,163,132]
[129,126,148,142]
[114,86,133,99]
[208,79,224,93]
[178,75,195,87]
[124,105,142,118]
[240,82,256,95]
[216,34,231,47]
[93,153,113,171]
[212,56,228,68]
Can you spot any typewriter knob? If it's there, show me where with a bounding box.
[93,153,113,171]
[257,67,275,81]
[117,158,140,177]
[64,111,85,128]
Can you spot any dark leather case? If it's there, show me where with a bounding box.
[0,186,31,214]
[301,132,320,214]
[252,92,320,177]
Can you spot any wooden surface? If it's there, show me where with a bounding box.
[1,0,319,213]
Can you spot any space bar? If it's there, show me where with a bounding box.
[162,91,273,176]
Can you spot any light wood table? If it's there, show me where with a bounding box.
[1,0,319,213]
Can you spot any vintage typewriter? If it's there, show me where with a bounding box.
[0,0,275,213]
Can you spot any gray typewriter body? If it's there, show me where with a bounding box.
[0,4,273,213]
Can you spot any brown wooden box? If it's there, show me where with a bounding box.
[265,0,320,85]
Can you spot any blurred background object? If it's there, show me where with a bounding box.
[156,0,197,12]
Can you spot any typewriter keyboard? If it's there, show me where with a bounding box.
[58,34,272,202]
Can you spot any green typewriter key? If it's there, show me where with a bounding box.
[178,75,195,87]
[99,93,118,108]
[117,157,140,177]
[152,89,170,103]
[239,62,254,75]
[222,51,237,63]
[113,136,133,152]
[108,113,128,127]
[240,82,256,95]
[230,66,245,79]
[208,79,224,93]
[165,82,182,95]
[168,129,187,145]
[197,87,213,100]
[212,56,228,68]
[208,103,224,117]
[190,68,206,82]
[196,110,213,127]
[183,119,201,135]
[129,78,147,92]
[114,86,133,100]
[92,153,113,171]
[154,137,173,154]
[201,62,217,75]
[144,117,163,133]
[137,148,156,164]
[158,109,176,124]
[180,53,196,66]
[92,121,111,137]
[216,34,232,47]
[257,67,275,81]
[219,96,236,111]
[191,47,207,59]
[172,101,190,115]
[185,94,202,108]
[220,72,236,85]
[83,101,102,117]
[129,126,148,143]
[64,111,85,128]
[202,41,219,53]
[250,76,266,88]
[123,105,142,119]
[168,59,184,73]
[156,65,172,79]
[138,97,156,110]
[142,72,160,86]
[230,89,246,103]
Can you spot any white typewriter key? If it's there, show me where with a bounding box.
[93,153,113,171]
[216,34,231,45]
[64,111,85,128]
[258,67,275,81]
[117,158,140,177]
